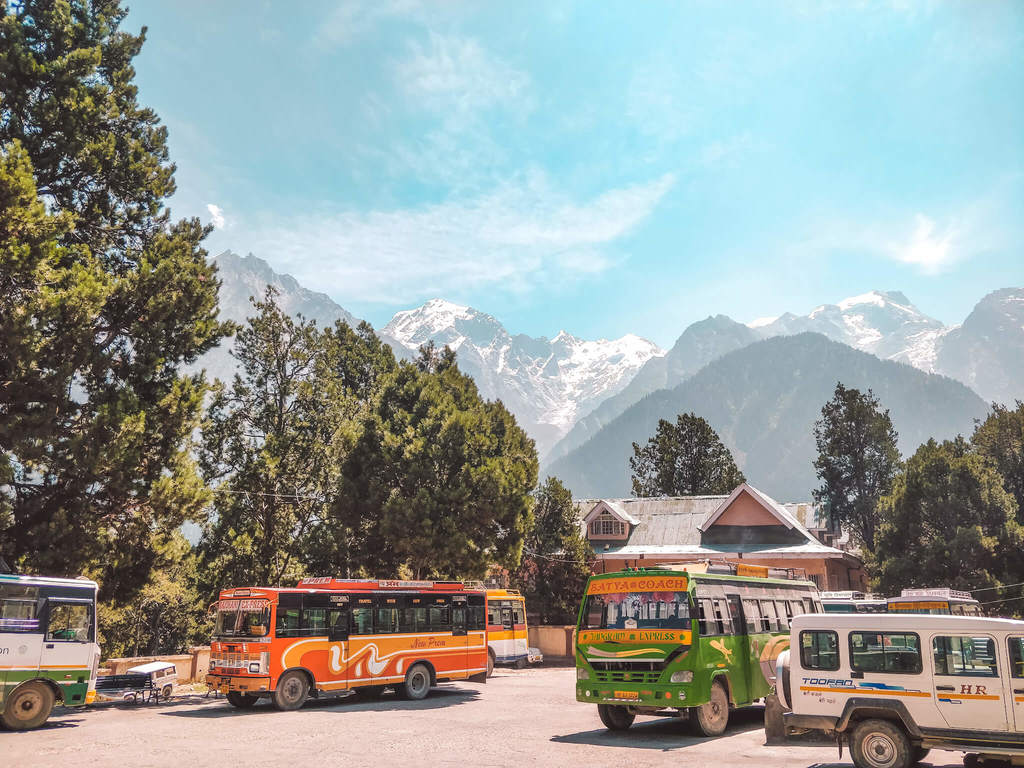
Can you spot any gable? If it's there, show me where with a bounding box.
[713,490,783,527]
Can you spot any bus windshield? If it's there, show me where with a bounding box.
[215,599,271,637]
[582,591,691,630]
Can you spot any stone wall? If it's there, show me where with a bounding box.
[527,625,575,659]
[102,646,211,683]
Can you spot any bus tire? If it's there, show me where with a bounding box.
[598,703,635,731]
[486,650,495,678]
[401,663,432,701]
[226,691,259,709]
[690,679,730,737]
[272,671,310,711]
[850,719,912,768]
[1,681,55,731]
[911,747,930,764]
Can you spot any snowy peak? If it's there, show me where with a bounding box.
[383,299,663,456]
[753,289,944,365]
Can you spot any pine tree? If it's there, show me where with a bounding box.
[630,413,744,497]
[972,401,1024,525]
[0,2,229,596]
[813,383,901,553]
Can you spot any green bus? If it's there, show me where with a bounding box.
[574,563,822,736]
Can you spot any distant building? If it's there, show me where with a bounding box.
[574,482,866,591]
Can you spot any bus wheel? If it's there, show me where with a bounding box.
[1,681,55,731]
[272,671,310,711]
[400,663,431,701]
[690,679,730,737]
[850,719,912,768]
[486,651,495,678]
[226,691,259,709]
[911,746,930,764]
[598,704,635,731]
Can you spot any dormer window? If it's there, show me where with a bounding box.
[589,512,626,538]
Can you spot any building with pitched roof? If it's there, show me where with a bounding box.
[575,483,866,590]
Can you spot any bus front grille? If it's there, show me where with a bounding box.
[589,661,665,684]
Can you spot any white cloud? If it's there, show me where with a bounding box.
[314,0,425,47]
[887,214,958,274]
[395,32,531,119]
[206,203,226,229]
[244,173,674,304]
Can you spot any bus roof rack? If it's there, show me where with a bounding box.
[649,560,808,581]
[898,587,973,600]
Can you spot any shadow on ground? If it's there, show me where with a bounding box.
[158,685,481,718]
[551,705,767,751]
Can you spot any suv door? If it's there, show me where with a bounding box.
[930,633,1008,731]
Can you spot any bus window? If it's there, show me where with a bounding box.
[712,598,733,635]
[0,597,37,632]
[698,598,715,635]
[375,598,398,633]
[778,600,793,627]
[429,598,451,631]
[759,600,778,632]
[351,600,374,635]
[488,603,501,627]
[581,591,690,630]
[468,595,486,631]
[742,599,762,633]
[512,602,525,626]
[789,600,804,618]
[303,608,327,634]
[399,600,417,633]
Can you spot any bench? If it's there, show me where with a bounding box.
[94,673,164,703]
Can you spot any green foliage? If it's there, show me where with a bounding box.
[512,477,593,624]
[0,1,229,598]
[339,346,538,580]
[812,382,901,553]
[98,533,208,658]
[198,289,389,594]
[870,438,1023,603]
[630,412,744,497]
[972,401,1024,523]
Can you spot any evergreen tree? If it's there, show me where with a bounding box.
[813,383,901,553]
[340,347,538,579]
[972,401,1024,524]
[871,438,1022,601]
[0,2,228,596]
[630,413,744,497]
[512,477,593,624]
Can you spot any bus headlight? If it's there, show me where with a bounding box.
[577,668,590,681]
[249,663,261,673]
[670,670,693,683]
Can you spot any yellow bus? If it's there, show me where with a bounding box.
[485,589,538,675]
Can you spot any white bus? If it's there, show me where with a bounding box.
[820,591,888,614]
[0,573,101,730]
[777,613,1024,768]
[887,587,982,616]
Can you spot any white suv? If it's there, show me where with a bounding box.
[777,613,1024,768]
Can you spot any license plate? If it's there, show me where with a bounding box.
[613,690,638,699]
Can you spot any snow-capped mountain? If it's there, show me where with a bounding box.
[750,290,946,368]
[383,299,664,456]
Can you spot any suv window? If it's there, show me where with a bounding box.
[801,630,840,670]
[850,631,921,674]
[1009,637,1024,679]
[933,635,998,677]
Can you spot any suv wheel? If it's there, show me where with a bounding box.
[850,719,912,768]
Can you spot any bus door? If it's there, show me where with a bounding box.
[451,595,469,676]
[725,593,751,701]
[1009,635,1024,731]
[326,594,349,688]
[39,597,94,705]
[930,633,1008,731]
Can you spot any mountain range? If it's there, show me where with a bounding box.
[201,251,1022,499]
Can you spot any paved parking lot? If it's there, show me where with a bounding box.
[3,667,968,768]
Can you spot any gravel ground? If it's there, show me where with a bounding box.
[2,667,970,768]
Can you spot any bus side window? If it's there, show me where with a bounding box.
[789,600,804,618]
[399,599,417,633]
[375,598,398,634]
[429,598,451,632]
[759,600,778,632]
[468,595,486,631]
[697,598,715,635]
[712,598,732,635]
[487,604,501,627]
[512,603,525,626]
[742,599,762,634]
[778,600,793,628]
[351,600,374,635]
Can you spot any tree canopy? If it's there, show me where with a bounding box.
[630,413,744,497]
[812,382,901,553]
[0,0,229,597]
[972,401,1024,525]
[871,437,1022,599]
[512,477,593,624]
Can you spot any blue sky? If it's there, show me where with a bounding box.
[126,0,1023,347]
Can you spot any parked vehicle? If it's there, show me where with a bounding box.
[887,587,983,617]
[207,578,488,710]
[95,661,177,703]
[821,591,889,614]
[0,573,101,730]
[484,589,541,674]
[777,613,1024,768]
[575,561,821,736]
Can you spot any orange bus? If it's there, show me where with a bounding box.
[206,578,488,710]
[485,588,531,674]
